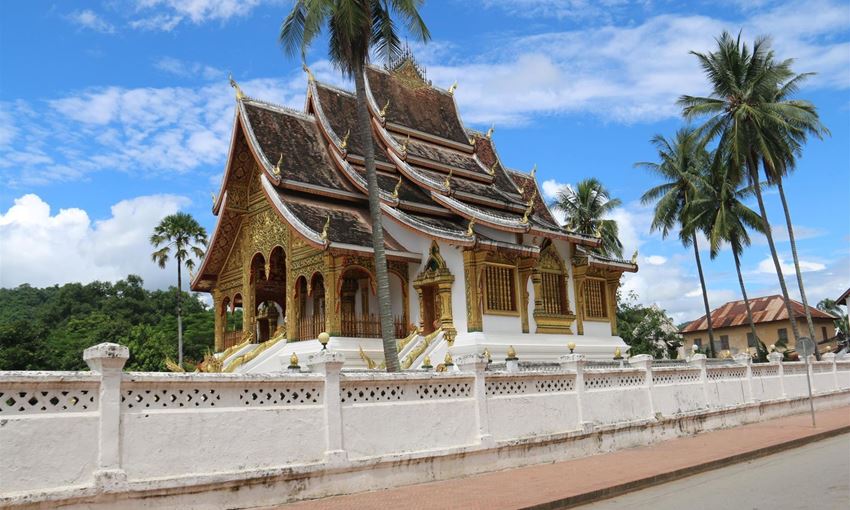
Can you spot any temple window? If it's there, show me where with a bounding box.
[584,278,607,319]
[540,271,568,316]
[484,263,518,314]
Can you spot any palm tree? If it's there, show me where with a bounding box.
[688,157,767,352]
[817,299,849,338]
[679,31,826,345]
[551,178,623,258]
[636,128,717,351]
[151,212,208,367]
[280,1,429,372]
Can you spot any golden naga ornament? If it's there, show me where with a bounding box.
[530,164,537,179]
[379,98,390,119]
[401,134,410,155]
[302,63,315,82]
[392,175,403,199]
[486,124,495,139]
[521,196,534,224]
[320,214,330,243]
[466,217,476,237]
[448,80,458,95]
[630,249,638,264]
[487,161,497,176]
[272,153,282,177]
[340,128,350,151]
[228,73,245,100]
[443,168,453,190]
[468,134,476,145]
[594,225,602,239]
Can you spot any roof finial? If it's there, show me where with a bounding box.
[321,214,330,243]
[448,80,458,95]
[487,161,497,176]
[486,124,495,139]
[530,164,537,179]
[401,134,410,155]
[443,168,453,191]
[521,196,534,224]
[379,98,390,119]
[302,63,315,82]
[340,128,350,151]
[631,249,638,264]
[272,154,282,177]
[594,225,602,239]
[211,192,216,205]
[466,217,476,237]
[228,73,245,100]
[392,175,403,199]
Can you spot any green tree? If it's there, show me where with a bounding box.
[551,178,623,258]
[280,0,430,372]
[150,213,208,367]
[817,299,849,338]
[688,158,767,354]
[636,128,717,351]
[679,31,827,345]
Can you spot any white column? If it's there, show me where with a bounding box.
[628,354,655,419]
[822,352,838,391]
[307,350,347,465]
[688,353,709,409]
[83,342,130,489]
[768,351,785,398]
[733,353,755,403]
[560,353,591,432]
[456,353,494,448]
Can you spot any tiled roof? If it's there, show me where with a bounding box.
[681,295,836,333]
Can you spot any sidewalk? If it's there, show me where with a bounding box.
[279,407,850,510]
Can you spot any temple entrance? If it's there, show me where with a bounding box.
[419,284,441,335]
[412,243,456,341]
[250,248,286,343]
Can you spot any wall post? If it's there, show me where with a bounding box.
[628,354,655,419]
[83,342,130,489]
[822,352,838,391]
[688,353,709,409]
[733,353,755,403]
[456,353,494,448]
[560,353,591,432]
[768,351,785,398]
[307,350,347,465]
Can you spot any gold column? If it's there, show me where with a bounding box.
[242,265,256,339]
[213,289,224,352]
[605,275,621,336]
[436,279,456,341]
[463,250,483,333]
[415,286,426,333]
[324,253,341,336]
[573,267,586,336]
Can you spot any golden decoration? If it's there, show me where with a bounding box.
[401,134,410,155]
[630,249,638,264]
[302,63,315,82]
[392,175,403,199]
[211,192,216,205]
[272,153,282,177]
[358,345,377,369]
[486,124,495,139]
[289,352,299,367]
[506,345,517,359]
[483,348,492,363]
[568,341,576,353]
[444,351,453,366]
[594,226,602,239]
[448,80,458,95]
[443,168,453,190]
[320,214,330,243]
[340,128,350,151]
[529,164,537,179]
[614,347,622,359]
[466,218,476,237]
[228,73,245,100]
[521,197,534,224]
[379,98,390,119]
[487,161,497,176]
[468,134,476,145]
[422,355,432,368]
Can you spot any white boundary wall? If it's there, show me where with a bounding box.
[2,346,849,509]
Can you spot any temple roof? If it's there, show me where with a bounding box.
[194,56,617,291]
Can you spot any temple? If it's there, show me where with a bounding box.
[191,55,638,371]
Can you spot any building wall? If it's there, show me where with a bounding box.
[682,318,836,353]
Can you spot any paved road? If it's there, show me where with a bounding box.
[577,433,850,510]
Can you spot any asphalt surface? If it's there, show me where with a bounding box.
[577,433,850,510]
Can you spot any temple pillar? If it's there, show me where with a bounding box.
[463,250,483,333]
[605,275,620,336]
[436,279,456,342]
[242,267,256,341]
[324,254,341,336]
[573,267,586,336]
[213,289,225,351]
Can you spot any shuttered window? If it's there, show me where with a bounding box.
[484,263,518,314]
[584,279,607,319]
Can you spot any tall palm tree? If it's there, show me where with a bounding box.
[679,32,826,345]
[636,128,717,351]
[280,0,429,372]
[551,178,623,258]
[688,158,767,351]
[151,212,208,367]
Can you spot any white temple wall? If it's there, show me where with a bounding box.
[583,321,612,337]
[388,272,405,320]
[2,350,849,507]
[526,276,537,333]
[552,240,578,316]
[442,243,468,334]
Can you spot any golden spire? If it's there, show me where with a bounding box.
[340,128,350,151]
[443,168,453,190]
[486,124,495,139]
[448,80,458,95]
[289,352,299,367]
[630,249,638,264]
[506,345,517,359]
[228,73,245,100]
[487,161,497,176]
[392,175,403,199]
[302,63,315,82]
[320,214,330,243]
[272,153,282,177]
[379,98,390,119]
[466,217,476,237]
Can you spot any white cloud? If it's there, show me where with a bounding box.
[0,194,192,289]
[756,257,826,275]
[67,9,116,34]
[154,57,222,80]
[753,224,827,245]
[129,0,265,31]
[644,255,667,265]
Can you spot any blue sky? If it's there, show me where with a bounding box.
[0,0,848,322]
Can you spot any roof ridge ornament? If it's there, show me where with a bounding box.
[321,214,330,244]
[530,164,537,179]
[228,73,245,100]
[401,134,410,156]
[210,192,216,205]
[631,249,638,264]
[443,168,453,191]
[392,175,403,199]
[521,193,535,224]
[466,217,476,237]
[272,154,282,177]
[487,161,497,176]
[486,124,495,139]
[448,80,458,95]
[340,128,350,151]
[302,63,315,82]
[379,99,390,121]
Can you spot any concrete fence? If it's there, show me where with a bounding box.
[2,344,849,508]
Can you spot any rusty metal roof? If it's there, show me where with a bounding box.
[681,294,836,333]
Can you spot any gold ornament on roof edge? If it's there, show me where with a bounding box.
[228,73,245,100]
[289,352,299,367]
[466,217,476,237]
[486,124,494,139]
[210,192,216,205]
[448,80,458,95]
[530,164,537,179]
[379,99,390,118]
[487,161,497,176]
[444,168,453,190]
[340,128,350,151]
[392,175,403,199]
[272,154,282,177]
[506,345,517,359]
[320,214,330,243]
[401,134,410,154]
[521,196,534,224]
[630,249,638,264]
[302,63,315,82]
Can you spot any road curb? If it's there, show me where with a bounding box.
[522,424,850,510]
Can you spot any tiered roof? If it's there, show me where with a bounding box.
[193,56,620,291]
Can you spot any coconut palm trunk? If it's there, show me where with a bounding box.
[354,62,400,371]
[776,177,817,344]
[692,235,716,352]
[732,249,758,347]
[750,162,801,343]
[176,260,184,366]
